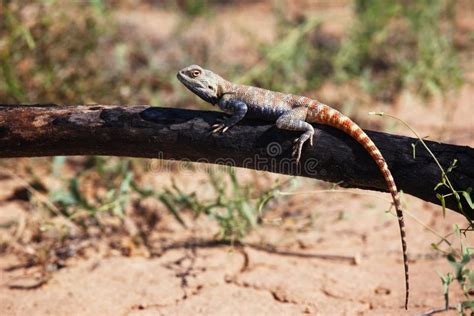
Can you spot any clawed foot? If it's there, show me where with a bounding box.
[292,138,304,164]
[211,118,230,134]
[212,123,230,134]
[292,131,314,164]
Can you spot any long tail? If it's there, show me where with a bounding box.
[307,102,409,309]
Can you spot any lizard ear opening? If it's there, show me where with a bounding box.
[216,84,224,99]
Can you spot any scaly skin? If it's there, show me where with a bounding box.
[177,64,409,309]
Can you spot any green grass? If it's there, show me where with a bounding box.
[437,226,474,315]
[335,0,463,98]
[133,166,290,241]
[1,157,293,272]
[0,0,464,104]
[0,1,114,103]
[242,0,463,101]
[0,1,186,105]
[238,17,325,94]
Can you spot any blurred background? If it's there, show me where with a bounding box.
[0,1,473,314]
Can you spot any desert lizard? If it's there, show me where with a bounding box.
[177,64,409,309]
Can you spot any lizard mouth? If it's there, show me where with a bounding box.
[176,71,217,105]
[176,71,188,86]
[177,72,202,91]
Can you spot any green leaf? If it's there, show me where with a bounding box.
[239,200,257,227]
[461,300,474,309]
[461,253,471,265]
[446,159,458,173]
[467,270,474,290]
[462,190,474,210]
[453,224,461,237]
[447,251,469,283]
[159,193,186,228]
[447,252,456,263]
[20,24,35,49]
[130,181,154,197]
[119,172,133,195]
[436,193,447,217]
[69,177,92,210]
[434,182,446,191]
[49,188,76,210]
[52,156,66,177]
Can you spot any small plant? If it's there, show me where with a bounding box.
[48,157,135,222]
[370,112,473,223]
[437,227,474,315]
[133,166,288,242]
[370,112,473,314]
[0,156,144,282]
[207,167,281,241]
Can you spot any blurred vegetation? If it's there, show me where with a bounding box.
[1,0,464,105]
[243,0,463,101]
[0,157,289,274]
[0,1,114,103]
[238,12,327,93]
[133,167,288,241]
[437,226,474,314]
[335,0,462,98]
[0,1,177,104]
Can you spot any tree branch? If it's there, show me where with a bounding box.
[0,104,472,219]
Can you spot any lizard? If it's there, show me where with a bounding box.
[177,64,409,309]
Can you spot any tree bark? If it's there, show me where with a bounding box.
[0,104,472,220]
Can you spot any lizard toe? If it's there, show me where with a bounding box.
[292,142,303,163]
[211,124,225,134]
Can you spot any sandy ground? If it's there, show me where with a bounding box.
[0,171,471,315]
[1,2,473,315]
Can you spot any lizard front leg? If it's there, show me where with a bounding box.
[275,107,314,163]
[212,99,248,134]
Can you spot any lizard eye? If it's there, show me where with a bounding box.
[190,70,201,78]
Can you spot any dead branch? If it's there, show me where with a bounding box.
[0,104,472,219]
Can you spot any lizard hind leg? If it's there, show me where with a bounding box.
[275,108,314,163]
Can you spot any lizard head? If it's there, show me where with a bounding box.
[177,64,225,105]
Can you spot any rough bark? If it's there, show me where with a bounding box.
[0,104,472,220]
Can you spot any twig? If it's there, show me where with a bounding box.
[416,305,457,316]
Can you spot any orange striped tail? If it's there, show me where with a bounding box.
[307,102,409,309]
